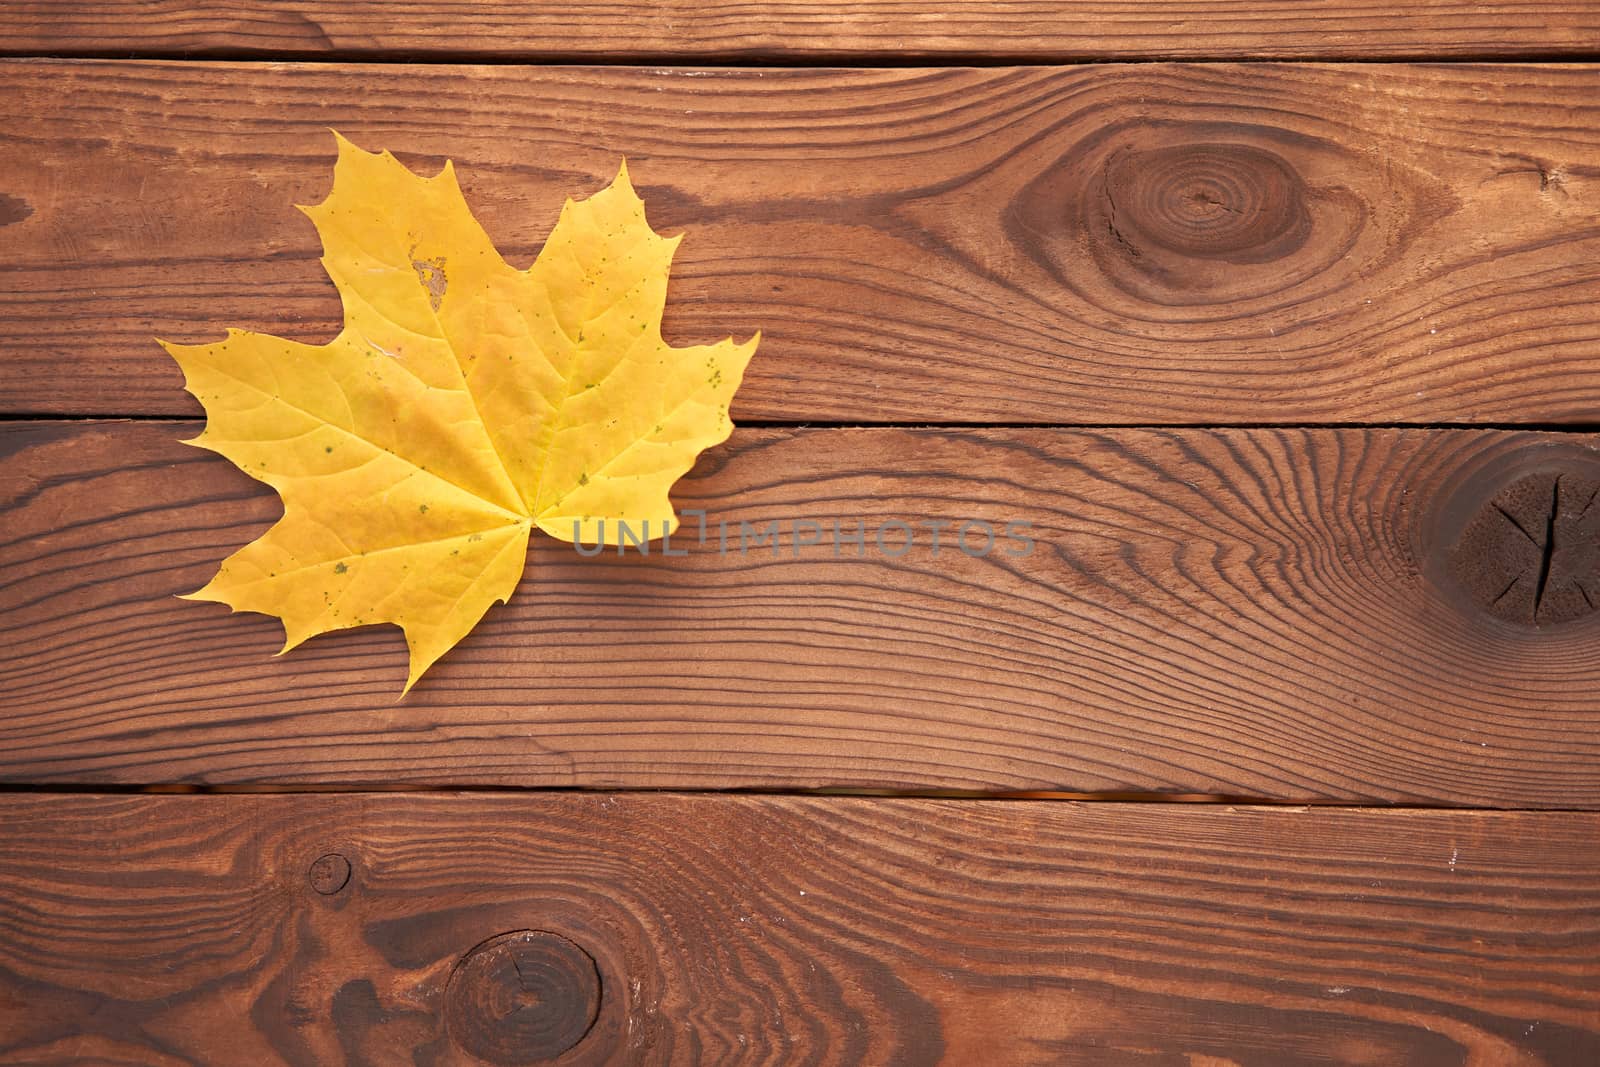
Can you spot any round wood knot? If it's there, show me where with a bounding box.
[1445,467,1600,626]
[1099,142,1310,264]
[444,930,601,1065]
[307,852,351,895]
[1025,118,1421,316]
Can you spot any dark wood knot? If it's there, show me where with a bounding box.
[307,852,351,895]
[444,930,601,1065]
[1099,142,1311,264]
[1445,467,1600,625]
[0,192,31,229]
[1023,119,1386,310]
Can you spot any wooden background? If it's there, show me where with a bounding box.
[2,4,1599,1065]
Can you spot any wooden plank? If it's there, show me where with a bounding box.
[6,420,1600,805]
[4,1,1600,60]
[3,59,1599,423]
[1,793,1597,1064]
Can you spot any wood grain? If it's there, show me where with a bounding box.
[2,793,1598,1065]
[4,0,1600,60]
[6,420,1600,806]
[3,60,1599,423]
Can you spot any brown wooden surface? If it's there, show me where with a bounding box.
[5,0,1600,60]
[7,419,1600,806]
[4,60,1600,423]
[2,793,1597,1065]
[7,7,1600,1059]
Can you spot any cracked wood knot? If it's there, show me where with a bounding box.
[444,930,601,1064]
[1446,469,1600,625]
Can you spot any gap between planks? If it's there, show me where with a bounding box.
[9,414,1600,432]
[8,781,1600,813]
[9,51,1600,66]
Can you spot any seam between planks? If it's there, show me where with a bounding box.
[1,784,1597,813]
[10,415,1600,432]
[6,51,1600,66]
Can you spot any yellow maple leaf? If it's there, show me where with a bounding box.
[162,133,759,693]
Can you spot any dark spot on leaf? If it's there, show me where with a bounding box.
[409,249,448,311]
[334,562,348,574]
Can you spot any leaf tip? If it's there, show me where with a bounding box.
[401,656,433,698]
[329,129,388,177]
[277,630,312,657]
[176,584,230,609]
[156,336,202,367]
[604,158,649,213]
